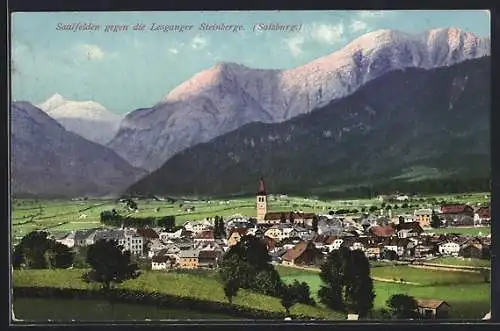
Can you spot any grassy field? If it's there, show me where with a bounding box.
[430,257,491,268]
[12,269,345,320]
[11,192,489,240]
[14,297,238,321]
[276,264,490,319]
[425,227,490,236]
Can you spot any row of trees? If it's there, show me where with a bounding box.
[213,216,226,239]
[100,210,176,229]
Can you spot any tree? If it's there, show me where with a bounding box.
[280,212,287,223]
[386,294,420,319]
[369,206,378,212]
[219,235,283,296]
[318,247,349,312]
[224,279,239,304]
[214,216,220,238]
[430,210,442,228]
[218,216,226,238]
[385,205,392,210]
[13,231,74,269]
[345,250,375,317]
[254,268,284,296]
[312,215,319,233]
[318,247,375,317]
[280,284,296,316]
[83,239,140,290]
[401,202,409,209]
[289,280,315,305]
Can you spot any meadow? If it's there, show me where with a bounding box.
[14,297,238,321]
[11,192,490,241]
[276,264,490,319]
[424,227,490,236]
[12,269,345,320]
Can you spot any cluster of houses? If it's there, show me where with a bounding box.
[47,179,491,272]
[50,207,490,272]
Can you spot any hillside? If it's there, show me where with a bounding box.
[11,102,146,198]
[127,57,490,198]
[108,28,489,171]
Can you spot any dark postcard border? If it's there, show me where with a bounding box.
[4,0,499,329]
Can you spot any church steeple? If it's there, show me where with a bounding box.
[257,176,267,196]
[256,176,268,222]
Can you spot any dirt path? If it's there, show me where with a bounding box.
[278,264,422,285]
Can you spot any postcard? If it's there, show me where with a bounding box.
[10,9,491,323]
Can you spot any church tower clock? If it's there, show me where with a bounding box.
[256,177,268,221]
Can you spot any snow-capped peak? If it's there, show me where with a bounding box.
[36,95,123,145]
[38,93,66,110]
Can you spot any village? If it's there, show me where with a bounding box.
[13,178,492,320]
[50,178,491,273]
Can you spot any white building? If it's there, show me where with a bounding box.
[438,242,460,256]
[159,228,183,241]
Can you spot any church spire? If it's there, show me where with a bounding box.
[257,176,267,195]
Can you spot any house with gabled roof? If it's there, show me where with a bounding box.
[281,241,324,267]
[194,230,215,243]
[417,299,450,319]
[227,228,248,247]
[474,206,490,225]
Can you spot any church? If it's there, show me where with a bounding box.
[255,177,315,226]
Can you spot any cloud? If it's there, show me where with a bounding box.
[349,20,369,33]
[282,22,344,57]
[169,48,179,54]
[191,35,209,49]
[310,23,345,45]
[283,35,305,57]
[76,44,106,61]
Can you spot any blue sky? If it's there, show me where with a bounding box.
[11,10,490,114]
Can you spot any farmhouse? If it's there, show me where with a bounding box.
[281,241,324,267]
[440,204,474,226]
[74,229,98,247]
[416,299,450,319]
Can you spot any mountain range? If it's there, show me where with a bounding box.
[127,56,490,198]
[11,102,145,198]
[108,28,490,172]
[11,27,491,198]
[37,93,123,145]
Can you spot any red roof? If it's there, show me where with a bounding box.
[369,226,395,237]
[440,204,473,214]
[257,177,267,195]
[476,206,490,219]
[264,211,315,221]
[282,241,308,262]
[194,230,214,240]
